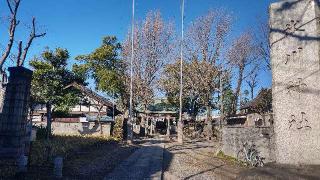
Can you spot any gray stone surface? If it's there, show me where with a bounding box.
[270,0,320,164]
[0,67,33,158]
[105,140,164,180]
[222,127,275,162]
[0,84,5,113]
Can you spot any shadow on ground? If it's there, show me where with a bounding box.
[237,163,320,180]
[105,138,173,180]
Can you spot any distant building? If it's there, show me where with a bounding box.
[31,82,121,123]
[227,88,273,127]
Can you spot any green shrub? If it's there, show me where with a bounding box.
[35,125,48,140]
[215,150,243,166]
[30,135,116,165]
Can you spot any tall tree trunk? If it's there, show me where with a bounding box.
[205,92,213,139]
[46,102,52,139]
[141,104,147,136]
[219,74,224,128]
[206,104,212,122]
[233,65,244,114]
[190,98,197,120]
[250,87,254,100]
[206,104,213,139]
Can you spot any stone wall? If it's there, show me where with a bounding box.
[245,113,272,127]
[270,0,320,164]
[222,126,275,163]
[34,122,112,137]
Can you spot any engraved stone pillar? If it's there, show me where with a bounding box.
[0,67,33,158]
[0,71,8,113]
[0,84,6,113]
[270,0,320,164]
[166,118,170,136]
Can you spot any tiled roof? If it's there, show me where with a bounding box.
[65,82,113,108]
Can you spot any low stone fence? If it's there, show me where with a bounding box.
[222,126,275,162]
[34,122,113,137]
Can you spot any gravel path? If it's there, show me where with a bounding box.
[163,139,244,180]
[163,139,320,180]
[105,138,166,180]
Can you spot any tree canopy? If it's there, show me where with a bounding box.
[30,48,84,114]
[122,10,175,111]
[75,36,124,97]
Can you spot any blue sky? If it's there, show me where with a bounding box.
[0,0,277,97]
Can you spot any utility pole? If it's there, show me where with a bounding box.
[178,0,185,144]
[127,0,135,142]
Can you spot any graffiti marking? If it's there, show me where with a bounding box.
[286,78,307,99]
[289,112,311,130]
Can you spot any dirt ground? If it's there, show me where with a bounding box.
[163,138,320,180]
[63,141,138,180]
[0,141,138,180]
[163,139,245,180]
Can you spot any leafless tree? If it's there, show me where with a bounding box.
[227,31,258,114]
[255,19,270,70]
[185,10,232,65]
[183,10,232,126]
[122,10,175,111]
[0,0,46,70]
[17,17,46,66]
[0,0,21,69]
[246,72,259,100]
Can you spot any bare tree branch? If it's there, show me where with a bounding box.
[0,0,21,70]
[18,17,46,66]
[246,72,258,100]
[254,18,271,70]
[227,31,257,114]
[16,40,22,66]
[122,10,174,110]
[6,0,14,14]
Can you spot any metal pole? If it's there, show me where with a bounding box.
[128,0,135,141]
[113,90,115,122]
[178,0,185,144]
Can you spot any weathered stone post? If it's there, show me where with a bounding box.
[0,85,6,113]
[0,67,33,158]
[166,118,170,136]
[0,71,8,113]
[54,156,63,178]
[177,120,183,143]
[270,0,320,164]
[150,118,154,135]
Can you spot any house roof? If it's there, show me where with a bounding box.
[137,110,178,115]
[65,82,114,109]
[240,88,272,111]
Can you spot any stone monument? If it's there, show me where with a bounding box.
[0,67,33,158]
[270,0,320,164]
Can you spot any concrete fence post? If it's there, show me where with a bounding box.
[17,155,28,173]
[54,156,63,178]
